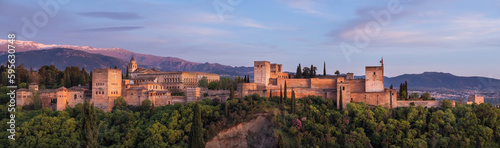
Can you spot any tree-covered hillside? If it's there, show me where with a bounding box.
[1,89,499,147]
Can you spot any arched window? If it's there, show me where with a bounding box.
[74,94,77,100]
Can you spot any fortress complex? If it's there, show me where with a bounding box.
[17,57,223,112]
[16,58,459,111]
[240,60,452,109]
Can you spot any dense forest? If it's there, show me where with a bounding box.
[1,89,499,147]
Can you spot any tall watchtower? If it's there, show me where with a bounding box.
[365,64,384,92]
[254,61,271,86]
[92,69,122,112]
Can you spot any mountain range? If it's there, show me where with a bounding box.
[1,40,499,92]
[0,40,253,77]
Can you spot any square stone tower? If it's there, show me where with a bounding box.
[365,66,384,92]
[92,69,122,112]
[468,95,484,104]
[254,61,271,86]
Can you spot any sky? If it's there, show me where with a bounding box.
[1,0,500,78]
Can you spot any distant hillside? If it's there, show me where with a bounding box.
[384,72,500,91]
[0,40,253,77]
[0,48,128,71]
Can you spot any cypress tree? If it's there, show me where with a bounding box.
[339,87,343,110]
[64,70,71,88]
[269,89,272,98]
[399,83,403,98]
[303,96,308,113]
[189,102,205,148]
[284,81,287,100]
[311,64,314,78]
[225,102,229,117]
[126,66,129,78]
[280,85,283,104]
[296,64,302,78]
[230,87,235,100]
[89,71,93,90]
[323,61,326,76]
[81,100,98,148]
[79,73,86,86]
[291,90,296,114]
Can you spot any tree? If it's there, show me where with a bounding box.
[114,96,127,110]
[198,76,208,88]
[208,81,220,90]
[269,89,273,98]
[339,87,343,110]
[296,64,302,78]
[421,92,431,100]
[335,70,340,76]
[219,77,233,90]
[280,85,283,104]
[125,66,129,78]
[291,90,296,114]
[284,81,287,100]
[141,99,152,111]
[401,91,407,100]
[89,71,93,90]
[225,102,229,117]
[79,72,86,86]
[230,87,235,100]
[29,91,42,110]
[302,67,310,78]
[189,102,205,148]
[310,64,317,78]
[441,99,453,109]
[278,133,285,148]
[81,100,98,148]
[410,93,420,99]
[323,61,326,76]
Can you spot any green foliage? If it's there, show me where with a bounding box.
[114,96,127,110]
[421,92,431,100]
[4,90,500,148]
[198,76,208,88]
[189,102,205,148]
[291,90,296,114]
[284,81,287,100]
[441,99,453,109]
[208,81,220,90]
[409,93,420,99]
[27,91,43,110]
[81,101,98,148]
[141,99,152,111]
[296,64,302,78]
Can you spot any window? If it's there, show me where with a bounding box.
[373,72,376,75]
[74,94,77,100]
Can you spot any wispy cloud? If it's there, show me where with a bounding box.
[79,26,144,32]
[279,0,324,15]
[78,12,143,20]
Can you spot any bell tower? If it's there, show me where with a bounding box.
[128,56,137,73]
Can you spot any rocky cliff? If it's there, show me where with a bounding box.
[206,115,275,148]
